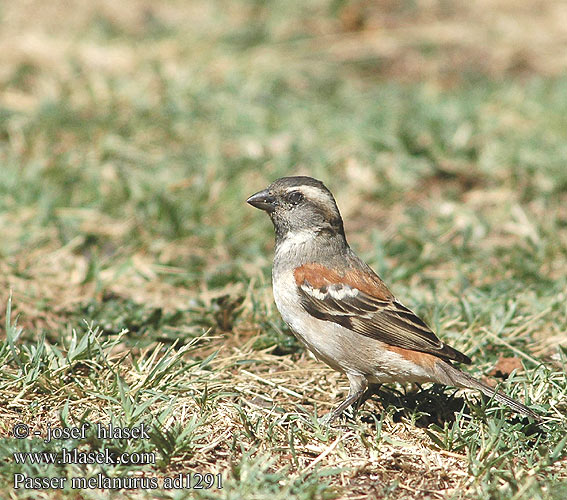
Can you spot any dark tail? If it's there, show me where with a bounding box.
[434,361,541,421]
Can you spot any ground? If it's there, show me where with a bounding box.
[0,1,566,499]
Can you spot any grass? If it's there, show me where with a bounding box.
[1,0,567,498]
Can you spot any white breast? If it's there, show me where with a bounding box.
[274,230,314,261]
[272,268,347,373]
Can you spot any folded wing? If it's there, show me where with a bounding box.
[295,270,471,365]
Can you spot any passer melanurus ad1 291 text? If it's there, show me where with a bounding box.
[247,176,540,423]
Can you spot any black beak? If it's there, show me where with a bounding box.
[246,189,276,213]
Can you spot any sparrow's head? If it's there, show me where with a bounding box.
[247,176,345,240]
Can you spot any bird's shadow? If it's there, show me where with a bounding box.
[357,384,540,432]
[357,384,465,427]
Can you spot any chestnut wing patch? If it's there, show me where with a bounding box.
[297,280,471,365]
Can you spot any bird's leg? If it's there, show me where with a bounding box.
[325,374,367,424]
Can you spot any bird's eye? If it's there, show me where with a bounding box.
[287,191,304,205]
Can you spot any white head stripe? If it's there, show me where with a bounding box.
[285,185,332,205]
